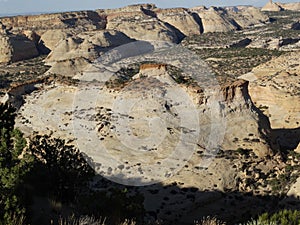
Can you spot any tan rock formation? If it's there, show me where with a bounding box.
[78,30,133,48]
[217,80,274,157]
[0,10,106,31]
[101,4,156,14]
[239,51,300,130]
[103,7,179,43]
[262,1,300,11]
[192,7,236,33]
[0,33,39,64]
[261,0,283,11]
[280,2,300,11]
[155,8,202,36]
[227,6,269,28]
[45,36,99,63]
[288,177,300,198]
[46,57,91,76]
[22,30,40,45]
[38,29,71,54]
[139,63,167,71]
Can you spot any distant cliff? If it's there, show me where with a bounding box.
[0,4,270,64]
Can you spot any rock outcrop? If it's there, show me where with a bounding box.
[240,51,300,130]
[38,29,71,54]
[77,30,133,48]
[0,4,272,65]
[44,30,134,75]
[261,0,283,11]
[155,8,202,36]
[0,33,39,64]
[103,9,179,43]
[46,57,91,77]
[45,37,98,64]
[226,6,269,28]
[279,2,300,11]
[192,7,236,33]
[262,0,300,11]
[0,10,107,31]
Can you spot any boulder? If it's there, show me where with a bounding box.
[288,177,300,198]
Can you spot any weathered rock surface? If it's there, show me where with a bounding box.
[46,57,91,77]
[0,4,272,65]
[77,30,133,48]
[226,6,269,28]
[288,177,300,198]
[262,0,300,11]
[0,10,107,31]
[38,29,71,54]
[279,2,300,11]
[262,0,283,12]
[240,51,300,130]
[155,8,202,36]
[45,37,98,64]
[295,143,300,154]
[192,7,236,33]
[0,33,39,64]
[104,10,179,43]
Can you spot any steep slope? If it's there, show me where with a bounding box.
[191,7,236,33]
[240,51,300,130]
[0,10,107,32]
[103,9,179,43]
[155,8,202,36]
[262,0,283,12]
[0,33,39,64]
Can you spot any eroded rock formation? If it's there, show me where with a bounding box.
[262,0,300,11]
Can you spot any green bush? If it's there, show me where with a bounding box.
[0,103,33,224]
[245,210,300,225]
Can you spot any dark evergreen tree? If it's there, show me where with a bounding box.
[0,103,32,224]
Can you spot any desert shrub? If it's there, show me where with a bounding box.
[245,210,300,225]
[195,216,226,225]
[27,135,95,202]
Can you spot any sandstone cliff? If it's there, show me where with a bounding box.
[261,0,283,11]
[0,33,39,64]
[155,8,202,36]
[103,10,179,43]
[191,7,236,33]
[262,0,300,11]
[0,10,106,31]
[0,4,271,64]
[240,51,300,130]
